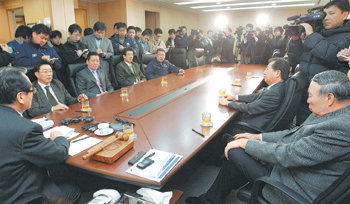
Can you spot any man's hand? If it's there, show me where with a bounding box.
[219,97,229,106]
[225,94,236,101]
[76,50,83,57]
[78,94,88,102]
[96,48,103,54]
[234,133,260,140]
[337,48,350,62]
[0,44,10,53]
[41,55,51,62]
[53,104,69,111]
[119,45,124,51]
[224,139,248,159]
[300,23,314,36]
[50,131,63,140]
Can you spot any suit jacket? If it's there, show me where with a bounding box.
[0,105,69,204]
[115,61,146,87]
[229,81,285,130]
[27,80,78,118]
[75,66,113,98]
[82,34,113,74]
[245,105,350,203]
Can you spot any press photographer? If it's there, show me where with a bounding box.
[240,24,256,64]
[284,24,304,73]
[293,0,350,125]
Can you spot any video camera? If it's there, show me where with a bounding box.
[286,6,326,35]
[190,29,201,39]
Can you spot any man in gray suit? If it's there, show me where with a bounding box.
[219,58,289,134]
[76,52,113,98]
[115,47,146,87]
[82,21,113,74]
[26,60,88,118]
[186,70,350,204]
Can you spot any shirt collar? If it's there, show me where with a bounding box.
[38,81,51,90]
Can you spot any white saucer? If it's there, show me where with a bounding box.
[200,122,213,127]
[81,108,91,112]
[120,94,128,97]
[94,128,114,136]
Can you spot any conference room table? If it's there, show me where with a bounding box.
[40,63,266,190]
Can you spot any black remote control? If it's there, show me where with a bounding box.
[113,116,135,126]
[128,151,146,165]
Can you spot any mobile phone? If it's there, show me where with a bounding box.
[49,57,58,62]
[339,55,350,60]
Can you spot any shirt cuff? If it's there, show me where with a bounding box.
[236,95,239,101]
[259,134,263,141]
[51,107,54,112]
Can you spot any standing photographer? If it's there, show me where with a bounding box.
[241,24,256,64]
[296,0,350,125]
[267,26,288,58]
[285,30,303,74]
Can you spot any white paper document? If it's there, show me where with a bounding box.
[126,149,182,182]
[32,117,54,130]
[69,135,102,156]
[43,126,78,139]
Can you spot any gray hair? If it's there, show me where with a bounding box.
[312,70,350,101]
[0,66,27,74]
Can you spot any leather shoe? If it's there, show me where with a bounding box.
[185,197,202,204]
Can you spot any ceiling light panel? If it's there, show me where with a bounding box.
[202,3,315,12]
[190,0,311,9]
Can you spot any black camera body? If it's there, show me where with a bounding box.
[286,6,326,34]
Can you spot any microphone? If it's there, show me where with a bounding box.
[287,15,301,21]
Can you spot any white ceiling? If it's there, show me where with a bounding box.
[136,0,328,13]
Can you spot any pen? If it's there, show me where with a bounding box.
[144,152,155,160]
[72,135,90,143]
[231,84,242,87]
[192,129,205,137]
[75,110,89,113]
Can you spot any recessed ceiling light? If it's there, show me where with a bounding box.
[272,3,277,5]
[216,2,221,5]
[226,6,231,8]
[191,0,310,9]
[202,3,315,12]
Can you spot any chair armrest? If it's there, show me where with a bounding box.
[250,176,311,204]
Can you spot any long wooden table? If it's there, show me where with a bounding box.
[41,64,266,189]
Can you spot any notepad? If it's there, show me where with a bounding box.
[69,135,102,156]
[126,149,182,182]
[43,126,79,139]
[32,117,54,130]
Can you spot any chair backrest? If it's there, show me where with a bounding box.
[142,54,155,65]
[265,71,307,131]
[68,63,86,97]
[109,55,123,89]
[168,48,187,69]
[314,165,350,204]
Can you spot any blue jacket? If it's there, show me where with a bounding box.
[145,58,180,80]
[7,39,21,57]
[110,35,138,55]
[13,40,62,70]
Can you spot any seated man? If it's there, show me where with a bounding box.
[0,44,11,67]
[186,70,350,204]
[115,47,146,87]
[0,67,80,203]
[140,30,152,54]
[27,60,88,118]
[219,58,289,135]
[110,22,137,55]
[14,24,62,78]
[145,48,184,80]
[76,52,113,98]
[149,28,168,54]
[82,21,113,74]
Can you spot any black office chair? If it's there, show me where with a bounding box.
[195,48,205,66]
[67,63,86,97]
[109,55,123,89]
[234,71,307,133]
[168,48,187,69]
[241,164,350,204]
[142,53,156,73]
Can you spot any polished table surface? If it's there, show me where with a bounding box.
[40,64,266,189]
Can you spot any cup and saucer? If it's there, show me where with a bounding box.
[94,123,114,136]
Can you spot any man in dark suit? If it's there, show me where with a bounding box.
[0,68,80,203]
[76,52,113,98]
[187,70,350,204]
[115,47,146,87]
[27,60,88,118]
[219,58,289,135]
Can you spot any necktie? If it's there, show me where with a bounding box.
[128,64,139,82]
[92,70,104,93]
[44,86,58,106]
